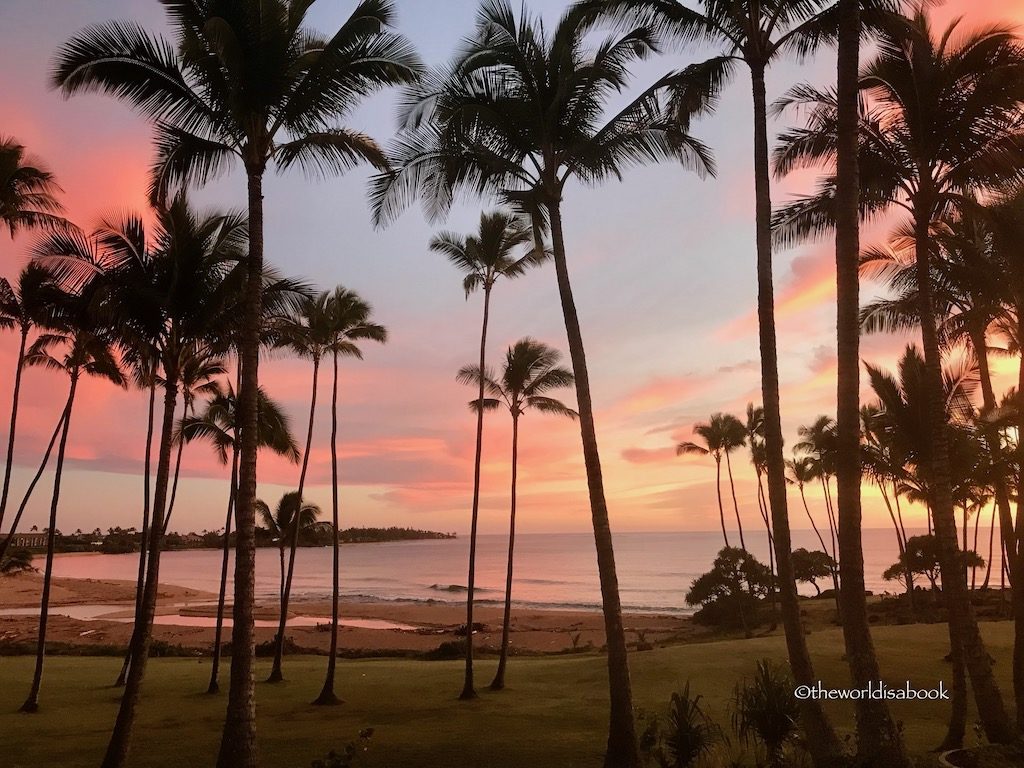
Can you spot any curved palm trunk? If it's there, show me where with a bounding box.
[750,64,841,765]
[0,409,66,565]
[208,445,239,695]
[117,378,156,688]
[939,620,968,751]
[912,206,1016,742]
[314,350,343,705]
[0,327,28,531]
[723,450,745,550]
[218,169,264,768]
[20,375,77,713]
[460,284,491,700]
[713,456,729,548]
[268,356,320,682]
[756,478,777,623]
[972,505,982,590]
[834,3,909,759]
[548,201,638,768]
[101,376,179,768]
[821,477,839,566]
[491,412,520,691]
[983,502,996,590]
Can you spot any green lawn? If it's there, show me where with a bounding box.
[0,623,1012,768]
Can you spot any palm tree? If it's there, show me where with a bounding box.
[36,194,250,764]
[459,338,576,691]
[20,286,127,713]
[774,10,1024,740]
[744,404,774,569]
[795,417,840,569]
[182,383,300,695]
[313,287,386,706]
[678,413,747,549]
[429,209,540,699]
[370,5,715,760]
[785,454,837,596]
[0,264,62,532]
[256,491,322,612]
[53,6,421,762]
[265,292,337,683]
[0,136,64,236]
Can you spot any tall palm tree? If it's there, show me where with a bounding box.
[744,403,774,570]
[678,413,746,549]
[265,292,338,683]
[0,264,61,532]
[0,136,64,236]
[774,10,1024,740]
[370,5,715,759]
[182,382,300,694]
[795,416,840,569]
[429,209,540,698]
[53,6,421,762]
[256,491,322,611]
[459,338,576,691]
[20,287,126,713]
[785,454,836,589]
[37,195,250,764]
[313,287,386,706]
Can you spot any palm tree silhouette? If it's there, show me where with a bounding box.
[0,136,64,236]
[371,5,715,752]
[429,209,541,699]
[678,413,747,550]
[20,284,126,713]
[459,338,576,691]
[256,491,322,612]
[785,453,839,601]
[774,10,1024,739]
[182,383,300,695]
[313,286,386,706]
[795,416,840,571]
[53,6,420,761]
[0,265,62,532]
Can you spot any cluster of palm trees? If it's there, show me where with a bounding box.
[2,1,1024,767]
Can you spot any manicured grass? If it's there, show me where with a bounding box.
[0,622,1013,767]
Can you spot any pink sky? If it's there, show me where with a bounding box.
[1,0,1021,538]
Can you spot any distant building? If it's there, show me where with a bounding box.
[1,531,47,549]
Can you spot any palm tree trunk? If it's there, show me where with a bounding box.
[217,168,264,768]
[880,483,915,610]
[714,456,729,548]
[269,356,320,682]
[834,2,909,759]
[983,502,996,590]
[117,377,156,688]
[491,412,520,691]
[162,398,190,532]
[0,407,67,565]
[0,326,28,531]
[750,63,841,765]
[724,450,745,550]
[20,374,77,713]
[972,504,982,590]
[912,204,1016,742]
[799,486,838,598]
[314,350,342,706]
[101,376,179,768]
[460,283,491,701]
[756,478,777,624]
[822,477,839,566]
[938,620,968,751]
[208,444,239,695]
[547,200,638,768]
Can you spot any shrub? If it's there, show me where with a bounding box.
[642,683,722,768]
[686,547,773,636]
[790,548,835,596]
[309,729,374,768]
[0,547,35,574]
[732,660,799,768]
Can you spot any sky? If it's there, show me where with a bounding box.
[1,0,1022,538]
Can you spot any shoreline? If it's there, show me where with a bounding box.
[0,572,704,656]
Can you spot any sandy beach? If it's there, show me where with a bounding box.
[0,571,704,656]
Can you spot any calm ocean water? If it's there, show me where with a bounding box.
[48,528,1000,616]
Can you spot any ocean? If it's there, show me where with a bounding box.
[48,527,1000,616]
